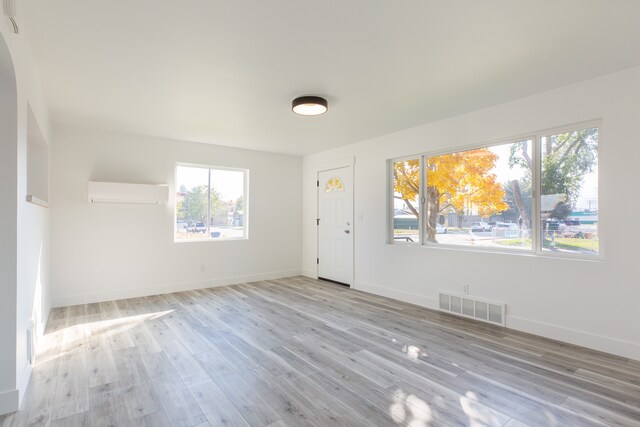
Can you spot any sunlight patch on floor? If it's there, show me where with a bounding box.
[390,388,432,426]
[36,310,174,363]
[460,391,502,427]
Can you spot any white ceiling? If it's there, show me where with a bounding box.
[20,1,640,155]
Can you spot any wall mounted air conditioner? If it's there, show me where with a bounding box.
[88,181,169,205]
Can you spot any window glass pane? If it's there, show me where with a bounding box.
[325,177,344,192]
[425,141,533,250]
[210,169,246,239]
[176,166,210,241]
[392,159,420,243]
[176,166,247,241]
[540,128,598,255]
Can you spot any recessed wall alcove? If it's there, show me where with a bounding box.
[26,106,49,208]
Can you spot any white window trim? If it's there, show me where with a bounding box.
[174,162,249,243]
[388,119,602,260]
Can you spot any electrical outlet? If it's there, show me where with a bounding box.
[200,264,206,273]
[462,284,470,294]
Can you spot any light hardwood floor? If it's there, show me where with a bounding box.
[1,276,639,426]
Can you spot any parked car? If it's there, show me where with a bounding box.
[188,222,207,233]
[436,223,447,234]
[495,222,518,230]
[471,222,491,232]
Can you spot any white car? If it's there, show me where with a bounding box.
[495,222,518,230]
[471,222,491,232]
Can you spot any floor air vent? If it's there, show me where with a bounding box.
[438,292,506,326]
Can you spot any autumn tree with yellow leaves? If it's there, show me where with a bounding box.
[394,148,508,243]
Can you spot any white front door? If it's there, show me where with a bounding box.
[317,166,353,286]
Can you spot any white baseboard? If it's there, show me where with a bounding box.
[0,388,18,416]
[52,269,302,307]
[16,362,32,408]
[508,315,640,361]
[354,280,640,361]
[302,269,317,279]
[354,281,438,310]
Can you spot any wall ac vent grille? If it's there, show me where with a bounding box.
[438,291,506,327]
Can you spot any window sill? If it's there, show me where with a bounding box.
[388,241,602,262]
[174,237,248,243]
[26,195,49,208]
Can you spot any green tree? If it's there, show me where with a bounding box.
[541,128,598,205]
[210,187,221,215]
[509,128,598,223]
[180,185,208,222]
[176,200,186,221]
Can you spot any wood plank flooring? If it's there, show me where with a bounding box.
[1,276,639,426]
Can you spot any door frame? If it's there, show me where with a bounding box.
[315,157,355,287]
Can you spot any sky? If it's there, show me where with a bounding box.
[394,139,598,212]
[177,166,244,202]
[489,141,598,211]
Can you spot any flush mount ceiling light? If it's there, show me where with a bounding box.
[292,96,328,116]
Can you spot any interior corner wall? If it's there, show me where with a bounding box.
[303,66,640,361]
[50,125,302,307]
[0,25,52,415]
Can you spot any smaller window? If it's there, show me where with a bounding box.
[325,177,344,192]
[175,165,248,241]
[540,127,598,255]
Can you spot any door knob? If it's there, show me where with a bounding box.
[344,230,350,234]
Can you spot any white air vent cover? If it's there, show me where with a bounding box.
[88,181,169,204]
[438,291,506,326]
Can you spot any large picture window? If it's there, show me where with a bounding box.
[175,165,248,241]
[389,123,599,257]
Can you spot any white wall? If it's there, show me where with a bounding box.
[51,125,302,306]
[19,106,50,395]
[303,66,640,360]
[0,27,20,416]
[0,24,52,414]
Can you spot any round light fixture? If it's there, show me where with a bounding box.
[292,96,328,116]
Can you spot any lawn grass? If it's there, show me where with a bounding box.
[496,237,599,253]
[494,238,532,247]
[548,237,599,252]
[394,229,418,235]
